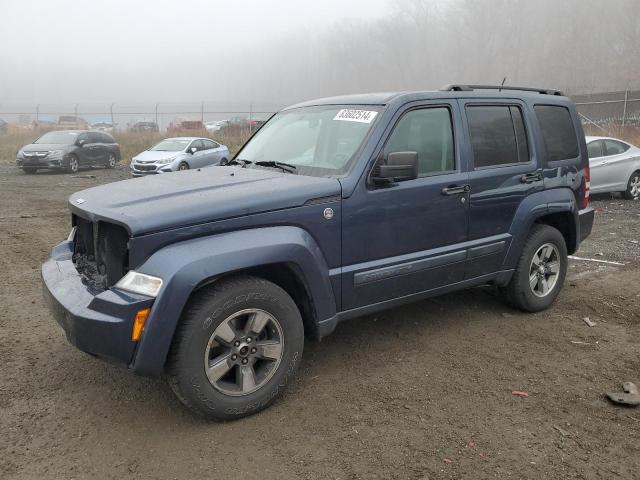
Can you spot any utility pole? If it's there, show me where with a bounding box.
[155,102,159,129]
[110,102,115,127]
[622,89,629,128]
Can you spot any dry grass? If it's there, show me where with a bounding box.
[0,127,252,165]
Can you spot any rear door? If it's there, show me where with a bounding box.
[600,139,633,191]
[201,139,221,166]
[460,100,541,278]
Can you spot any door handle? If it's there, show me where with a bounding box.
[520,172,542,184]
[441,184,470,195]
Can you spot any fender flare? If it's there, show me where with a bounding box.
[130,226,336,376]
[500,188,578,272]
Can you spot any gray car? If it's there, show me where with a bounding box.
[586,136,640,200]
[130,137,230,176]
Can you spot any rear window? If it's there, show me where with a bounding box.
[534,105,579,161]
[466,105,530,168]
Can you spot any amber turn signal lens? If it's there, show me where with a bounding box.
[131,308,151,341]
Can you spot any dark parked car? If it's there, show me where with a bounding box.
[42,85,593,420]
[17,130,121,174]
[130,121,159,133]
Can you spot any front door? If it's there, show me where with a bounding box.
[341,102,469,311]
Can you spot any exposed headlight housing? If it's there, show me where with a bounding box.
[48,149,63,156]
[115,271,163,297]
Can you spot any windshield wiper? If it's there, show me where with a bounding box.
[226,158,252,167]
[254,161,297,173]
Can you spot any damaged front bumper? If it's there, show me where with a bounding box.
[41,238,154,367]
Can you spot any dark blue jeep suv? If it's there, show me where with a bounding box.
[42,85,594,420]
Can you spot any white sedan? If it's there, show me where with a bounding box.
[586,136,640,200]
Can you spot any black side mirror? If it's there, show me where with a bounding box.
[189,147,197,154]
[77,139,86,147]
[372,151,418,185]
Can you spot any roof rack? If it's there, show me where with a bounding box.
[440,84,564,96]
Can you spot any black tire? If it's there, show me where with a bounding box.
[502,224,568,312]
[22,167,37,174]
[623,171,640,200]
[166,275,304,420]
[105,153,116,169]
[178,162,189,171]
[67,155,79,174]
[220,158,228,166]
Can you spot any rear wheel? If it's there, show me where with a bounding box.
[624,171,640,200]
[166,275,304,420]
[22,167,37,174]
[178,162,189,171]
[502,224,567,312]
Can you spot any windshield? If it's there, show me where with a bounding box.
[150,139,191,152]
[35,131,79,144]
[235,105,381,177]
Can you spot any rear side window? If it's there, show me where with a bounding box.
[604,139,630,156]
[534,105,579,161]
[466,105,529,168]
[384,107,455,177]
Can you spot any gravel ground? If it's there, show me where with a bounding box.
[0,165,639,479]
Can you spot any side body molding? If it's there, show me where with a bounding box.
[130,226,336,376]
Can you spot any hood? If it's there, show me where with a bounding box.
[69,166,342,235]
[21,143,72,152]
[133,150,184,162]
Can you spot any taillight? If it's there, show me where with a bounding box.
[582,165,590,209]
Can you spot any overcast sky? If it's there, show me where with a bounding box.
[0,0,390,104]
[1,0,638,111]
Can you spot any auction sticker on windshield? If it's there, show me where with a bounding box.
[333,109,378,123]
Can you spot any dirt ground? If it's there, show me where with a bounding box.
[1,164,639,480]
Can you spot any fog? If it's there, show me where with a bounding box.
[1,0,639,109]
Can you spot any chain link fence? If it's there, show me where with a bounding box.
[1,91,639,134]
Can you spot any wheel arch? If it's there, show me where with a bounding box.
[129,226,336,376]
[501,188,579,271]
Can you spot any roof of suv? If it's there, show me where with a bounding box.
[285,87,568,110]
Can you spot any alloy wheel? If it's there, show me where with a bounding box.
[630,175,640,200]
[107,154,116,168]
[529,243,560,297]
[69,156,78,173]
[203,308,284,396]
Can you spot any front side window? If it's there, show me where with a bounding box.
[534,105,579,161]
[587,141,603,159]
[466,105,530,169]
[604,140,629,156]
[383,107,455,176]
[235,105,381,177]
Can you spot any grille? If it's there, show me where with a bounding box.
[134,164,157,171]
[73,215,129,290]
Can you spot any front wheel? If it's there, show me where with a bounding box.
[67,155,79,174]
[624,171,640,200]
[166,276,304,420]
[105,153,116,169]
[502,224,568,312]
[178,162,189,171]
